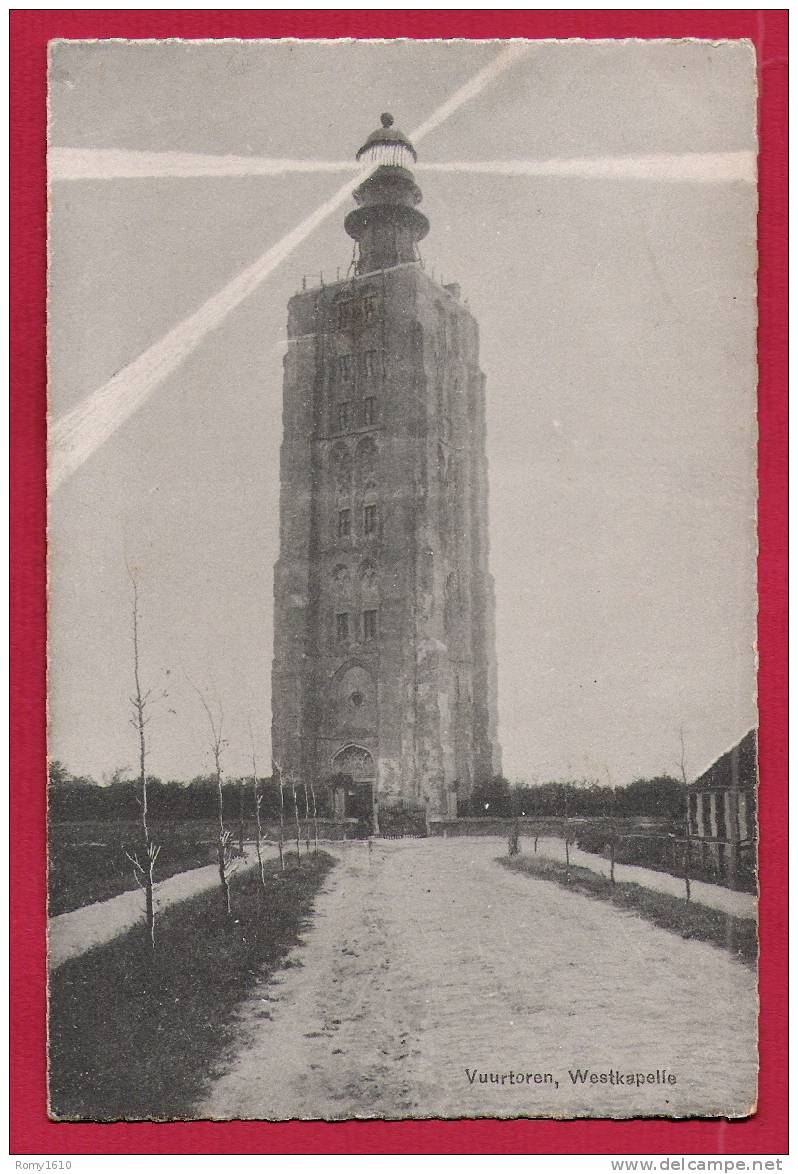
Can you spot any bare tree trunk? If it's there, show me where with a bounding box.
[215,748,231,916]
[277,772,286,871]
[217,839,231,915]
[127,569,158,950]
[309,779,319,855]
[302,781,312,855]
[607,771,616,887]
[254,784,265,888]
[678,724,692,901]
[238,777,245,858]
[272,760,287,871]
[683,837,692,902]
[144,868,154,944]
[563,794,571,883]
[508,820,519,857]
[291,781,302,867]
[249,724,266,890]
[190,679,232,916]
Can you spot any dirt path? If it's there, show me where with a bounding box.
[530,837,757,918]
[48,844,278,968]
[201,837,757,1121]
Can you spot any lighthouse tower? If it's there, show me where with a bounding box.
[271,113,501,830]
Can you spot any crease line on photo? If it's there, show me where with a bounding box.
[48,40,531,492]
[49,148,756,185]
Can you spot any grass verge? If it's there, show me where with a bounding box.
[574,830,757,894]
[48,851,334,1120]
[500,853,757,965]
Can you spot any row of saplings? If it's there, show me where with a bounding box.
[126,572,321,950]
[506,818,696,901]
[129,711,320,948]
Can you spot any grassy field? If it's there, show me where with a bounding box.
[49,818,359,915]
[501,852,757,964]
[48,850,334,1120]
[48,821,223,915]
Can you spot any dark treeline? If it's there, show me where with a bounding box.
[49,762,686,825]
[463,774,686,822]
[48,761,336,824]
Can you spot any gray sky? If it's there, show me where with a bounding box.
[47,38,758,785]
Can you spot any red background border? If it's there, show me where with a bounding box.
[10,8,788,1156]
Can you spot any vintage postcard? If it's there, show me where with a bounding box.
[46,37,759,1122]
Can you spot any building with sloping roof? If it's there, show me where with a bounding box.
[687,728,757,887]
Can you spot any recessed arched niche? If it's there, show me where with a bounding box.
[330,661,376,733]
[332,563,352,598]
[359,558,379,595]
[331,743,375,782]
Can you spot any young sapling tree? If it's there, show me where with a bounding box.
[290,776,302,867]
[563,788,571,883]
[508,820,520,857]
[237,776,246,858]
[191,683,235,915]
[125,566,161,950]
[272,758,287,872]
[309,778,320,854]
[676,726,692,901]
[302,780,312,856]
[248,720,266,890]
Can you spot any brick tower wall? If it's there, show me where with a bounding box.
[272,261,501,820]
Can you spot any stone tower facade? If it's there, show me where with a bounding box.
[272,114,501,827]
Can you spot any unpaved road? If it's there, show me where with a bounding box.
[201,837,757,1121]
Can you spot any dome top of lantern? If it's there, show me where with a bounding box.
[355,113,418,166]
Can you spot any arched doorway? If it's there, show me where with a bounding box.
[331,744,375,829]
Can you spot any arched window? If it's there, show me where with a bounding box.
[330,442,352,502]
[359,560,379,636]
[355,435,378,494]
[355,437,379,543]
